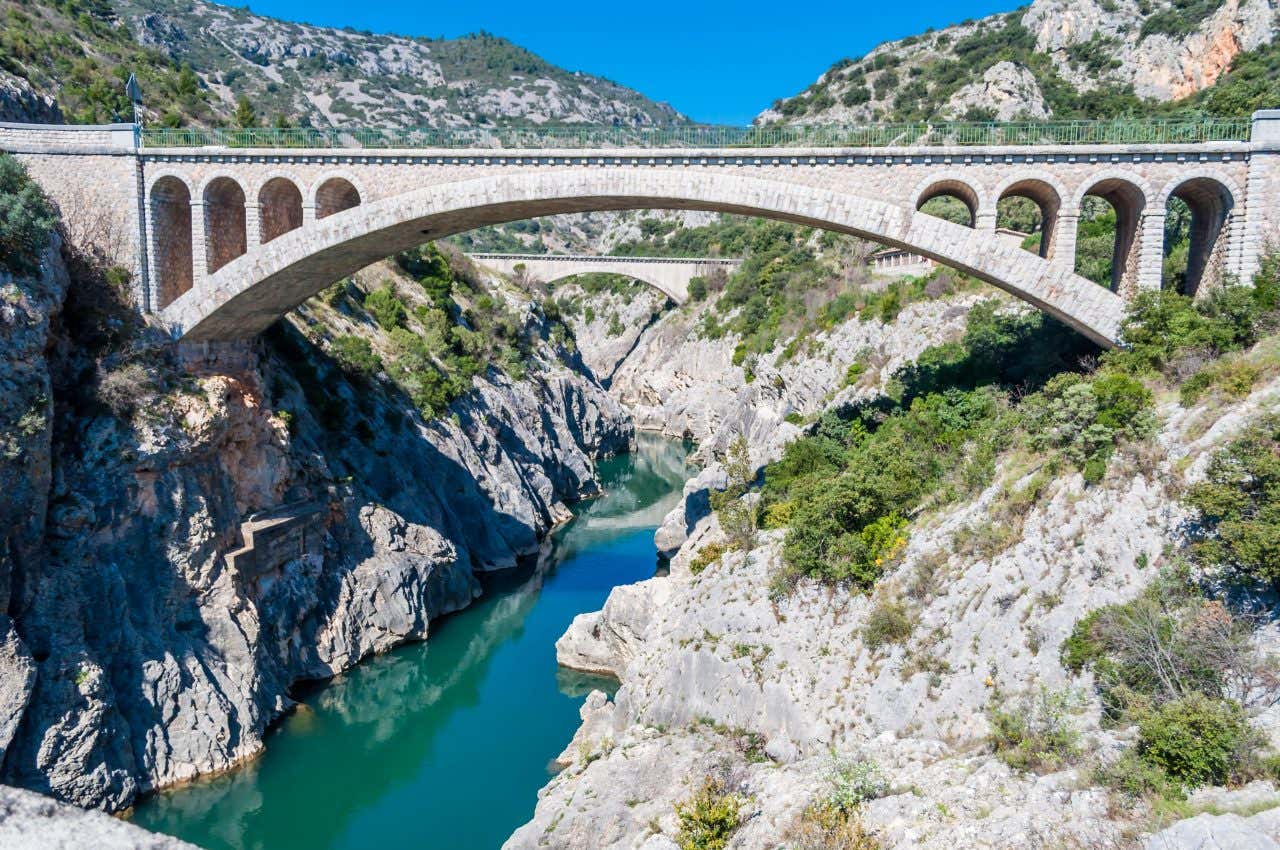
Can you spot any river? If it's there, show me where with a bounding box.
[130,432,695,849]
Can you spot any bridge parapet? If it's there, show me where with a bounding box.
[0,121,137,153]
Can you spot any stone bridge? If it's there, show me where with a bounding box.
[5,113,1280,348]
[467,253,742,303]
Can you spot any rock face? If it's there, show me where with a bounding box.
[114,0,683,128]
[944,61,1050,120]
[0,246,631,812]
[1145,808,1280,850]
[762,0,1277,124]
[0,783,198,849]
[508,342,1280,847]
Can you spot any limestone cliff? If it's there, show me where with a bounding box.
[762,0,1278,124]
[0,242,630,812]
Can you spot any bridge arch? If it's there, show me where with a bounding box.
[200,175,249,274]
[147,173,194,309]
[543,269,677,301]
[312,174,363,219]
[1071,170,1151,294]
[914,173,983,227]
[257,174,305,244]
[990,172,1068,259]
[160,168,1124,346]
[1155,170,1240,297]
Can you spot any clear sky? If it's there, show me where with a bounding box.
[239,0,1021,124]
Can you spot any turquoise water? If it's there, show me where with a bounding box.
[131,432,694,850]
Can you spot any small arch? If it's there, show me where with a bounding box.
[258,176,304,244]
[149,175,193,309]
[915,177,980,227]
[203,176,247,274]
[994,176,1064,259]
[1073,174,1147,293]
[1158,174,1237,297]
[314,176,361,219]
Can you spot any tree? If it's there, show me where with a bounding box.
[711,434,758,551]
[0,154,57,276]
[234,96,258,129]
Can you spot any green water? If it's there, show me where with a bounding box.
[131,432,695,850]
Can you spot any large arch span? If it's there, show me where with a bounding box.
[161,169,1126,346]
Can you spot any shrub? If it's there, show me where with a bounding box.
[1136,695,1258,788]
[987,687,1083,773]
[710,435,757,552]
[688,275,708,301]
[329,335,381,377]
[784,803,883,850]
[1096,748,1181,800]
[825,757,889,811]
[1108,278,1279,378]
[675,777,741,850]
[1186,414,1280,585]
[689,541,728,576]
[861,598,914,650]
[1021,370,1154,480]
[95,362,152,417]
[1062,573,1269,720]
[0,154,58,276]
[364,284,407,330]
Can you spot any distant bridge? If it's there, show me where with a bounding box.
[6,113,1280,348]
[467,253,741,303]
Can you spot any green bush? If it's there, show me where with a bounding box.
[1186,414,1280,584]
[825,757,889,811]
[1137,695,1257,788]
[1096,748,1181,800]
[987,687,1083,773]
[329,335,381,377]
[688,275,708,301]
[0,154,58,276]
[1107,270,1280,378]
[1021,370,1154,480]
[364,284,407,330]
[675,777,741,850]
[1062,573,1264,721]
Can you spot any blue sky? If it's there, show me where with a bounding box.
[240,0,1020,124]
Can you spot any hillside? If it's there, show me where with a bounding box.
[0,0,685,127]
[760,0,1280,123]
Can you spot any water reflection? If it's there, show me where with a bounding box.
[132,432,695,850]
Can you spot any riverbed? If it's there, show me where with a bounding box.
[131,432,695,849]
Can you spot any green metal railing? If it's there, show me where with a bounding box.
[139,118,1252,150]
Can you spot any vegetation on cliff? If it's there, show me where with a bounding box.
[1,0,684,127]
[748,255,1280,592]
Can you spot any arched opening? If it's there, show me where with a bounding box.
[1074,178,1145,292]
[204,176,247,274]
[1161,177,1234,297]
[917,180,978,227]
[258,177,303,243]
[997,179,1060,258]
[150,176,193,309]
[316,177,361,219]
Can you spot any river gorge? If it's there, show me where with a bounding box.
[127,433,696,849]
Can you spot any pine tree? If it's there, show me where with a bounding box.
[234,96,258,129]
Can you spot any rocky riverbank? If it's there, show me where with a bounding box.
[512,303,1280,848]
